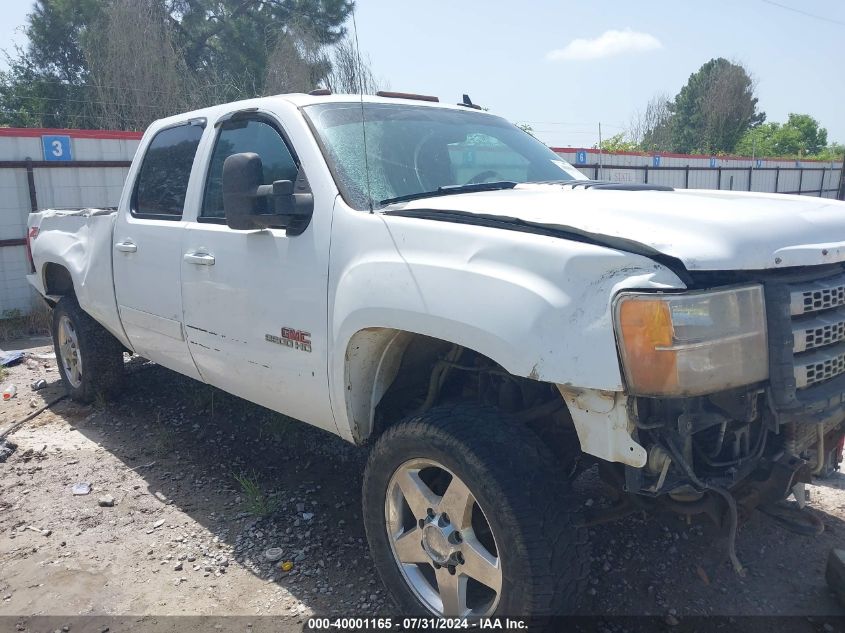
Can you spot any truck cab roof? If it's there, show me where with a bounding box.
[148,92,499,132]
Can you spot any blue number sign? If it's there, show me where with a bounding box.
[709,157,717,168]
[42,135,72,162]
[575,150,587,164]
[652,155,661,167]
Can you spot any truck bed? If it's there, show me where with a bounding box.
[27,208,130,349]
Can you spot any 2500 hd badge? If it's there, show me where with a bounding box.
[266,326,312,352]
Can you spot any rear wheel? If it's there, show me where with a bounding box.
[363,403,587,618]
[52,297,124,403]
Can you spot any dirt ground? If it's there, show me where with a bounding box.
[2,337,845,631]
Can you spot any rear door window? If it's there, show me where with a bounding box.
[133,123,204,219]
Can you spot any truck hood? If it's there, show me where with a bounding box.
[384,184,845,272]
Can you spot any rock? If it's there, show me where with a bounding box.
[302,512,314,521]
[72,482,91,496]
[665,614,679,626]
[98,495,115,508]
[265,547,284,562]
[173,562,183,571]
[153,519,165,529]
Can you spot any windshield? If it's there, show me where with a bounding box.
[303,102,585,209]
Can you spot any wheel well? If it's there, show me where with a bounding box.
[345,329,579,464]
[43,263,75,299]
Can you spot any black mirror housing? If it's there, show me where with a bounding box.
[222,152,314,234]
[222,152,264,230]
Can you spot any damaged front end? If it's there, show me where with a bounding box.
[573,265,845,570]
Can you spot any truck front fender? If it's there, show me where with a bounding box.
[327,205,685,443]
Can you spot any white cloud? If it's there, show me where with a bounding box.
[546,28,662,61]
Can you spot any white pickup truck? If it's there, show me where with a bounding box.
[26,92,845,618]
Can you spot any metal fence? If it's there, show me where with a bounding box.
[552,148,845,200]
[0,128,140,314]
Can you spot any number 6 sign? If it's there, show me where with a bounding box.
[41,135,72,161]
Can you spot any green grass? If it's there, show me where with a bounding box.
[178,380,216,413]
[233,470,278,517]
[152,411,178,457]
[258,414,294,442]
[94,391,109,410]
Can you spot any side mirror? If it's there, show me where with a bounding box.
[222,152,264,230]
[222,152,314,234]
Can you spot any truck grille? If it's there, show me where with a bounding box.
[788,272,845,389]
[791,277,845,314]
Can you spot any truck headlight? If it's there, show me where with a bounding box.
[613,285,768,397]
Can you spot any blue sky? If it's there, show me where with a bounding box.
[3,0,843,149]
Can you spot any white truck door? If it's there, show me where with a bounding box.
[113,121,204,380]
[179,115,335,432]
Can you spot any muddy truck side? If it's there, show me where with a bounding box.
[25,92,845,618]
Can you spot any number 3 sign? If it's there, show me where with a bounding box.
[41,135,72,161]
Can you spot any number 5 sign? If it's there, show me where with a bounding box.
[41,135,72,161]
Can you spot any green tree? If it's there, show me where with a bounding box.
[1,0,354,129]
[815,142,845,162]
[669,58,765,154]
[0,0,103,127]
[735,113,830,157]
[734,122,779,157]
[171,0,351,100]
[595,132,639,152]
[778,113,827,155]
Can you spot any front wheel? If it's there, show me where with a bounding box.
[52,296,124,403]
[363,403,587,618]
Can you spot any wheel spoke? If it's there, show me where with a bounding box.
[438,475,475,530]
[396,468,440,520]
[459,534,501,592]
[393,527,429,564]
[58,316,83,388]
[435,566,468,616]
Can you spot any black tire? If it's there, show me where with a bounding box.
[51,296,124,403]
[363,403,588,619]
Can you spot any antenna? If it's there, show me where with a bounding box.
[351,10,374,212]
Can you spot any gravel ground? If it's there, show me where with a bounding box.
[2,337,845,630]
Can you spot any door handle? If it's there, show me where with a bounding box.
[115,240,137,253]
[184,252,215,266]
